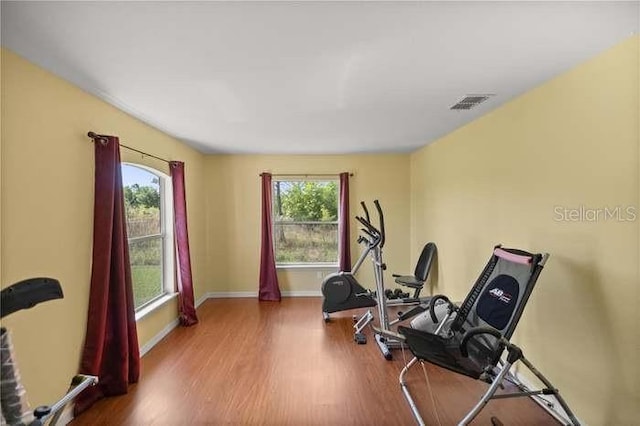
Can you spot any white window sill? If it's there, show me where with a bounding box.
[135,292,179,322]
[276,264,338,270]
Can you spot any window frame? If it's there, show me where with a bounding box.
[271,176,340,268]
[121,163,175,315]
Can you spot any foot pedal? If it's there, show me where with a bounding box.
[374,333,393,360]
[354,333,367,344]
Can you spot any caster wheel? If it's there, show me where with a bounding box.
[385,353,393,361]
[354,333,367,344]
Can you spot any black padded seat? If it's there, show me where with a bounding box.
[394,276,424,289]
[393,242,437,294]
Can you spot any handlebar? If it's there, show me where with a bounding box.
[428,295,454,324]
[360,201,370,223]
[359,228,376,241]
[355,215,378,236]
[460,327,504,358]
[356,200,386,249]
[373,200,385,248]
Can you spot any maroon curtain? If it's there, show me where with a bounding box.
[258,173,281,301]
[170,161,198,326]
[338,172,351,271]
[75,136,139,416]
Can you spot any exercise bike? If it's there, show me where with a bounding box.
[1,277,98,425]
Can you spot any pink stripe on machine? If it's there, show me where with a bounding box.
[494,248,532,265]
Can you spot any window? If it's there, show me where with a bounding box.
[272,178,339,265]
[122,164,174,311]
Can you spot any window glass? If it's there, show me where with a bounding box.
[122,164,168,309]
[272,179,339,265]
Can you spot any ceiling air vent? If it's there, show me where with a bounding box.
[450,94,494,110]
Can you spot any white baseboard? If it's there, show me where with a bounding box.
[195,293,209,308]
[281,290,322,297]
[205,290,322,298]
[207,291,258,298]
[511,369,585,425]
[139,318,180,357]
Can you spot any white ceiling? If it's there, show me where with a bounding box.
[2,1,638,154]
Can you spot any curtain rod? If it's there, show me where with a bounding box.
[260,173,354,177]
[87,132,171,164]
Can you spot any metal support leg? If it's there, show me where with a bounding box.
[372,324,406,342]
[459,362,513,426]
[519,356,581,426]
[433,311,453,335]
[35,374,98,425]
[399,357,425,426]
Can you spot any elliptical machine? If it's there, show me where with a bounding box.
[322,200,436,359]
[349,200,415,360]
[321,201,380,322]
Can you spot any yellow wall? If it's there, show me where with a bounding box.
[409,36,639,425]
[205,154,413,294]
[0,49,207,406]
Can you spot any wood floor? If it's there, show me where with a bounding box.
[71,298,559,425]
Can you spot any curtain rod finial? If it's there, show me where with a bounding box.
[88,131,108,145]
